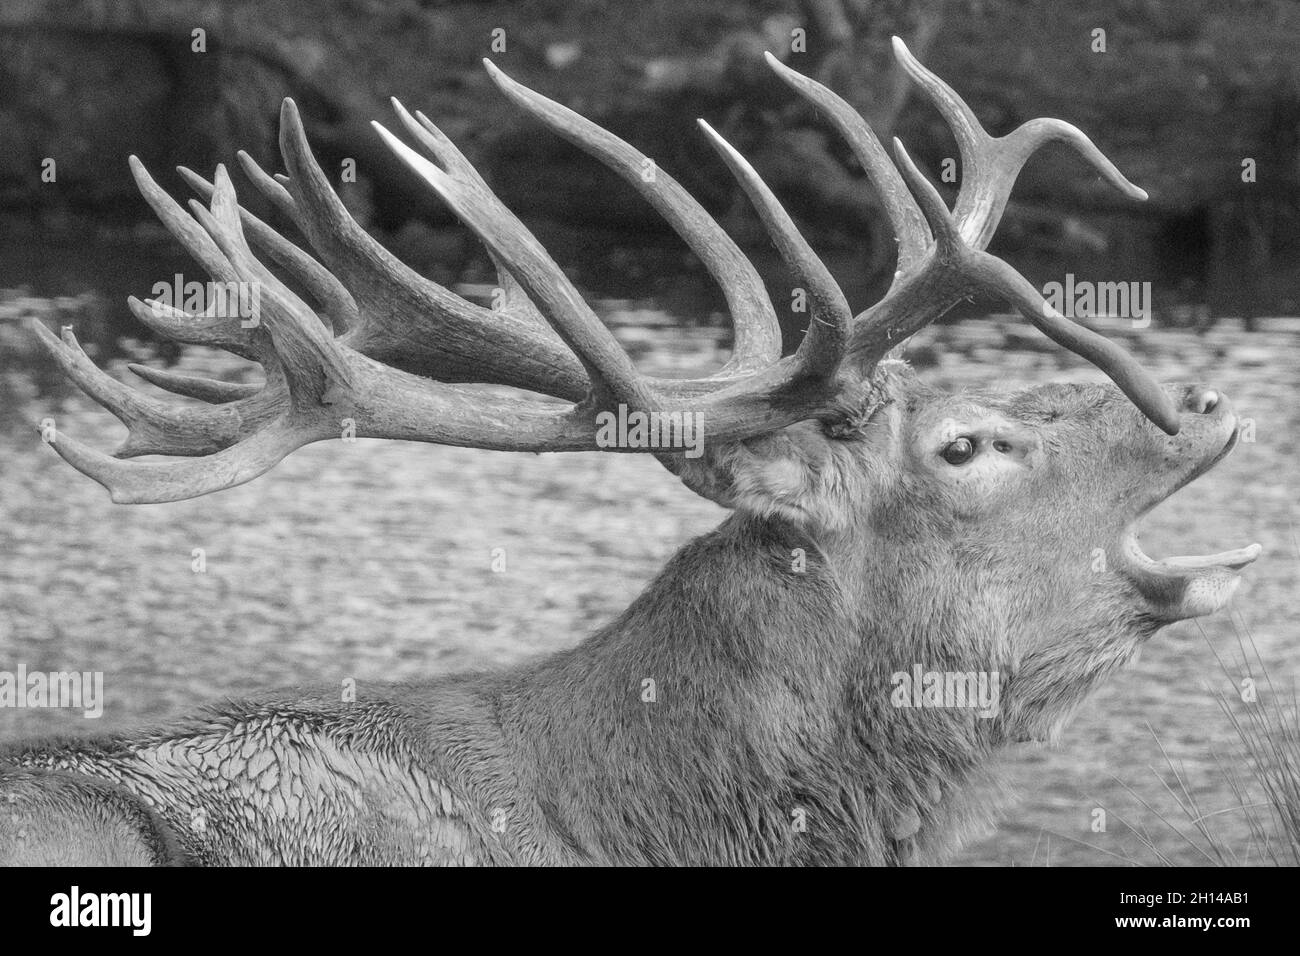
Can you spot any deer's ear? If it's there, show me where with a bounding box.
[679,420,872,533]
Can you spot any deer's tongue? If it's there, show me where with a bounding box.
[1119,531,1262,620]
[1158,546,1262,571]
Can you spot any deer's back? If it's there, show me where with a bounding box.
[0,678,562,866]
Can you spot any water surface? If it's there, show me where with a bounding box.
[1,275,1295,866]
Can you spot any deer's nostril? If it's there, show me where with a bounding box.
[1186,388,1219,415]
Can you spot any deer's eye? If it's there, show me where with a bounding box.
[941,437,977,465]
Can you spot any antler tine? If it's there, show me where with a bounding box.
[959,251,1180,434]
[239,134,588,400]
[695,119,849,382]
[124,295,259,360]
[373,107,657,412]
[129,156,239,288]
[235,150,297,219]
[890,36,1148,250]
[78,163,358,459]
[871,137,1180,435]
[177,164,359,334]
[182,170,354,411]
[767,36,1175,430]
[275,99,589,400]
[392,99,582,335]
[398,102,575,340]
[763,51,931,279]
[39,416,324,505]
[25,321,248,457]
[399,102,481,180]
[888,139,963,250]
[482,59,782,375]
[32,164,289,459]
[127,364,260,404]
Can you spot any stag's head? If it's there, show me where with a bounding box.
[31,39,1257,742]
[701,357,1256,739]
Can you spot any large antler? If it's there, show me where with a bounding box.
[31,37,1178,504]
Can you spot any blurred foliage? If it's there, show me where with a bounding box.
[3,0,1300,319]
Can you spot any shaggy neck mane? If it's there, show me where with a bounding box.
[504,514,1010,865]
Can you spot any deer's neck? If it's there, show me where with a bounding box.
[500,514,1005,865]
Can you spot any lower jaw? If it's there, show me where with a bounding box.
[1117,528,1261,621]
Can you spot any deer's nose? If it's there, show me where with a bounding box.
[1182,386,1223,415]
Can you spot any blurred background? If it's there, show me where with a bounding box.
[0,0,1297,865]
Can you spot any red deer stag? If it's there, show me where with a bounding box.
[2,39,1259,866]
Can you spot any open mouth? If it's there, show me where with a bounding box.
[1118,428,1262,620]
